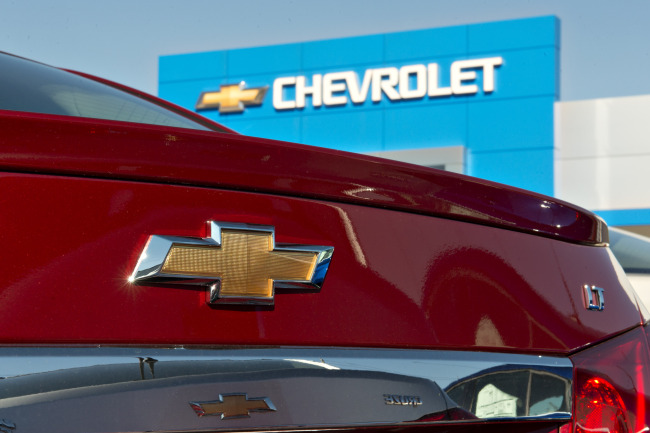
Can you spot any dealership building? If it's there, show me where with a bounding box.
[159,16,650,235]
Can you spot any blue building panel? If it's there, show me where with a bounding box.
[594,209,650,227]
[490,48,557,99]
[469,148,555,196]
[383,103,467,151]
[384,25,468,61]
[302,34,385,69]
[159,16,559,195]
[301,110,384,152]
[467,96,555,152]
[227,43,302,76]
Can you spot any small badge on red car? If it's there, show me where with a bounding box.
[129,221,333,305]
[583,284,605,311]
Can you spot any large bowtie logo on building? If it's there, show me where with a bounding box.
[196,82,268,113]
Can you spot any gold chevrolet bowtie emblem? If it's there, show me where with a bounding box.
[129,221,333,305]
[196,82,268,113]
[190,393,277,419]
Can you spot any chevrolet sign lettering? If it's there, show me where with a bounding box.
[129,221,334,305]
[273,57,503,110]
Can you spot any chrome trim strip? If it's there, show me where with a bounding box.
[0,347,572,432]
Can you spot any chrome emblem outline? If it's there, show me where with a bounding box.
[583,284,605,311]
[190,393,277,419]
[129,221,334,305]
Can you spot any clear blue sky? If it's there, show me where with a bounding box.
[1,0,648,101]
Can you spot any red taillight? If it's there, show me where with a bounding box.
[571,326,650,433]
[575,377,628,433]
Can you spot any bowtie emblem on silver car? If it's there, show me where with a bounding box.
[190,394,277,419]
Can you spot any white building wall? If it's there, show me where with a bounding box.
[555,94,650,212]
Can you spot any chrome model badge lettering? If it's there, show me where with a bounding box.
[384,394,423,407]
[129,221,333,305]
[196,82,269,113]
[0,420,15,433]
[190,393,277,419]
[584,285,605,311]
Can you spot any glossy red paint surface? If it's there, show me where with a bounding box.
[0,110,606,246]
[0,172,638,351]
